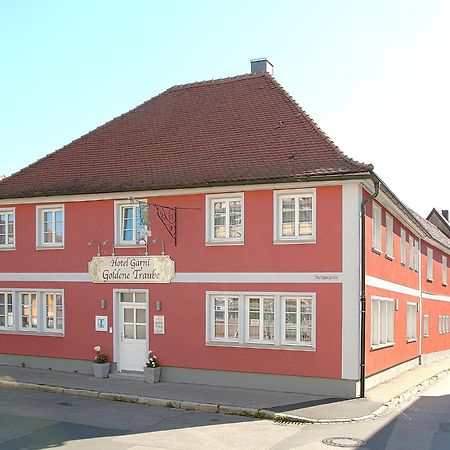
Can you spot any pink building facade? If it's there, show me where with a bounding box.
[0,67,448,397]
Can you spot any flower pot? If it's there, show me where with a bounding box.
[92,362,110,378]
[143,366,161,383]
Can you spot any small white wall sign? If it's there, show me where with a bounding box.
[153,315,165,334]
[95,315,108,332]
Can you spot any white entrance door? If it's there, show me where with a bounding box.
[118,291,148,372]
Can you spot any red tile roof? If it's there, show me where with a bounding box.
[0,73,372,199]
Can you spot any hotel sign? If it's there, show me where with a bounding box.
[88,256,175,284]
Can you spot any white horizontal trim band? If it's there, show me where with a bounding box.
[0,272,342,284]
[366,275,420,297]
[366,275,450,302]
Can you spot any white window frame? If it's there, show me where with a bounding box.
[371,296,395,349]
[427,247,434,282]
[205,193,244,245]
[443,255,448,286]
[44,292,64,333]
[210,294,240,342]
[36,205,64,249]
[273,189,316,244]
[206,291,316,350]
[246,295,276,344]
[408,236,414,269]
[406,302,417,342]
[385,213,394,260]
[281,296,315,346]
[114,200,148,247]
[400,228,406,266]
[0,289,64,335]
[19,292,39,331]
[0,291,14,330]
[423,314,429,337]
[372,203,382,253]
[414,240,420,273]
[438,315,442,334]
[0,208,15,250]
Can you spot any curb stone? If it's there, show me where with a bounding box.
[0,366,449,424]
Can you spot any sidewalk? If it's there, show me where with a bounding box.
[1,358,449,423]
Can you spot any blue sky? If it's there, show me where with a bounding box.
[1,1,448,216]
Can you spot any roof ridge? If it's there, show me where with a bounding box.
[165,72,266,93]
[264,75,373,172]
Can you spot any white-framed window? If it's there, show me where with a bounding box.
[385,213,394,259]
[36,205,64,248]
[20,292,38,330]
[273,189,316,243]
[247,296,275,343]
[371,296,394,348]
[282,296,313,346]
[443,255,448,286]
[372,203,382,253]
[427,247,434,281]
[0,292,13,329]
[206,291,316,349]
[406,302,417,341]
[205,193,243,244]
[408,236,414,269]
[44,293,64,332]
[0,289,64,335]
[0,208,15,249]
[114,200,148,246]
[400,228,406,266]
[211,295,239,341]
[423,314,429,337]
[439,315,443,334]
[414,240,420,273]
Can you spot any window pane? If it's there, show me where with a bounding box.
[120,293,134,302]
[124,324,134,339]
[136,309,146,324]
[213,201,227,239]
[136,325,146,339]
[248,297,260,339]
[229,201,241,238]
[281,197,295,236]
[134,293,146,303]
[124,308,134,323]
[263,298,274,340]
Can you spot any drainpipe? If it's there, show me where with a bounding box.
[418,237,423,364]
[360,176,380,398]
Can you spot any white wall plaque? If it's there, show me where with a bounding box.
[153,315,165,334]
[95,315,108,332]
[88,255,175,284]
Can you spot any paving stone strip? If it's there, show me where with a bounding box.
[0,366,449,423]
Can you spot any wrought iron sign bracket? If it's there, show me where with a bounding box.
[129,198,177,246]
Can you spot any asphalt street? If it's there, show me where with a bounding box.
[0,376,449,449]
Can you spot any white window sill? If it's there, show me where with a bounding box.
[424,334,429,338]
[400,262,406,267]
[406,338,417,343]
[206,341,315,352]
[0,246,15,251]
[370,342,394,351]
[114,244,147,249]
[273,239,316,245]
[0,329,64,337]
[206,240,244,247]
[385,254,394,261]
[443,283,448,287]
[372,247,382,255]
[426,278,434,283]
[36,245,64,250]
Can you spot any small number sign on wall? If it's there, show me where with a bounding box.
[154,315,165,334]
[95,315,108,332]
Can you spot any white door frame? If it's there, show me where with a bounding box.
[113,288,149,372]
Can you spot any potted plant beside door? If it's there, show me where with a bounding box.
[143,349,161,383]
[92,345,111,378]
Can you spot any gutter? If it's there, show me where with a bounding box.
[360,175,380,398]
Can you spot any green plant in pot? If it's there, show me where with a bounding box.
[143,349,161,383]
[92,345,110,378]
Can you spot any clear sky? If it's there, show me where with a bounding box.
[1,1,448,216]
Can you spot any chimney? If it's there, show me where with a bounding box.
[250,58,274,76]
[442,210,449,221]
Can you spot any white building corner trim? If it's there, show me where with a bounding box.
[341,183,361,380]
